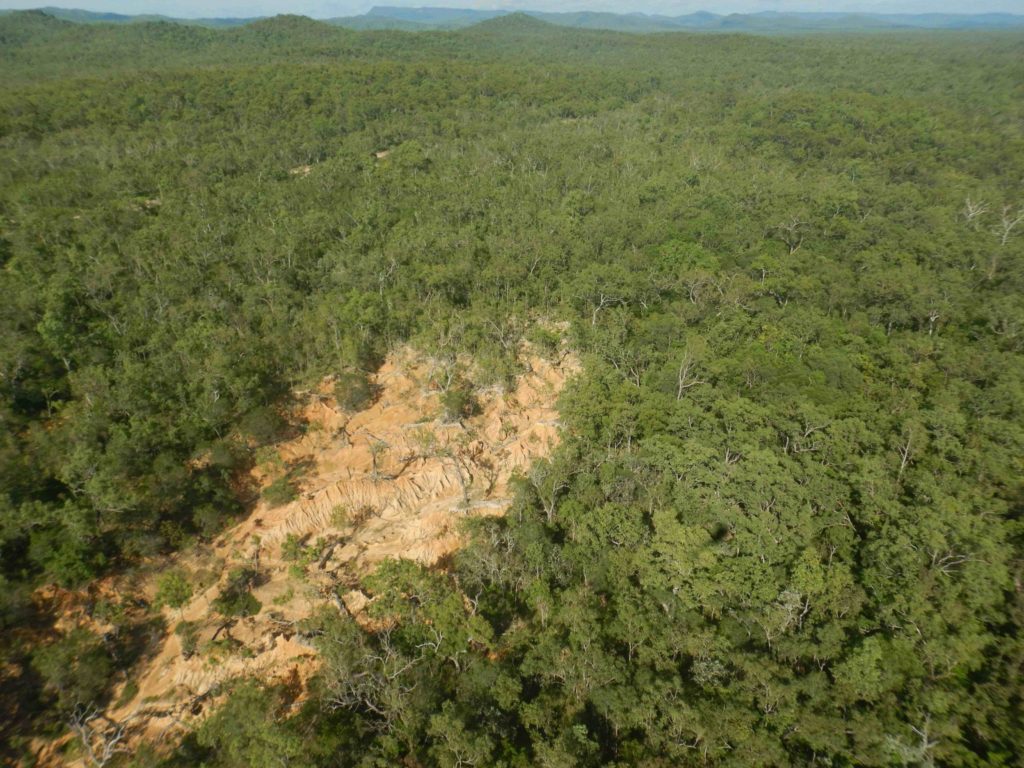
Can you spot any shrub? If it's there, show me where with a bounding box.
[91,598,127,627]
[440,384,479,421]
[526,324,561,355]
[330,505,348,527]
[272,586,295,606]
[31,629,113,711]
[114,679,140,708]
[261,476,297,507]
[333,371,375,411]
[281,533,310,563]
[175,620,201,659]
[238,406,284,446]
[155,569,193,613]
[27,524,106,587]
[192,504,231,539]
[212,568,262,618]
[0,575,30,630]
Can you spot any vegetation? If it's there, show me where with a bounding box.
[440,382,480,422]
[261,476,299,507]
[212,568,262,618]
[0,10,1021,767]
[30,629,113,714]
[333,371,375,412]
[154,570,193,613]
[174,620,200,659]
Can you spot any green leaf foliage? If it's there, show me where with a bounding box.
[0,12,1022,768]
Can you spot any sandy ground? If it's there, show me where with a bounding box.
[34,344,576,765]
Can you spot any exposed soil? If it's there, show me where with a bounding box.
[35,344,576,765]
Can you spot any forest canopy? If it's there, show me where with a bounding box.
[0,10,1022,767]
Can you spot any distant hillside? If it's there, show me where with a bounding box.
[7,6,1024,34]
[467,12,561,34]
[363,5,504,27]
[0,11,364,79]
[326,15,430,31]
[2,6,260,27]
[337,5,1024,32]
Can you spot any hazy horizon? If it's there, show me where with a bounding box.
[2,0,1023,20]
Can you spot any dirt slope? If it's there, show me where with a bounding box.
[55,344,577,763]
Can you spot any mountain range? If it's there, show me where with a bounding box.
[7,5,1024,33]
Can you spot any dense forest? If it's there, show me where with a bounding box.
[1,9,1023,766]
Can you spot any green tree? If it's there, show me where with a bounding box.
[154,569,193,615]
[31,629,113,712]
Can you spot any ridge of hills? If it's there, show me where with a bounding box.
[4,5,1024,33]
[3,6,1021,80]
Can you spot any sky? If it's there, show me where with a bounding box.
[0,0,1021,18]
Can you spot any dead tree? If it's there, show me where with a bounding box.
[70,707,132,767]
[775,217,805,255]
[961,196,987,229]
[994,204,1023,247]
[897,428,913,483]
[988,204,1024,279]
[675,350,706,400]
[586,291,626,326]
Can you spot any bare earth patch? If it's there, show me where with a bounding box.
[43,344,577,763]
